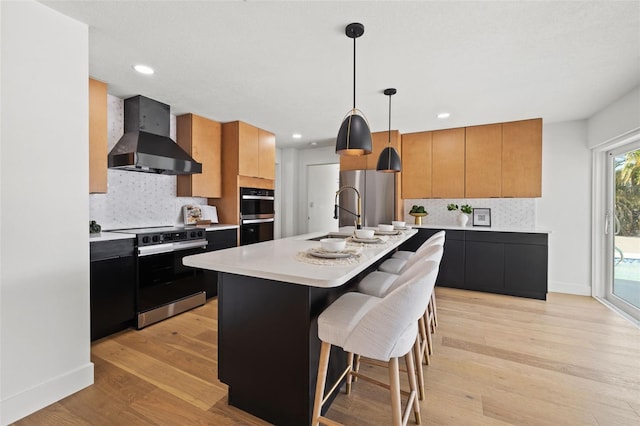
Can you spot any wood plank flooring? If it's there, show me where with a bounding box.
[13,288,640,425]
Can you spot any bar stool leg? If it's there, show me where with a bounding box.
[418,316,430,365]
[405,349,422,425]
[346,352,354,394]
[431,293,438,329]
[312,341,331,426]
[413,337,425,400]
[388,357,402,426]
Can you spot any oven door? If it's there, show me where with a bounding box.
[240,188,274,219]
[240,218,274,246]
[137,240,208,314]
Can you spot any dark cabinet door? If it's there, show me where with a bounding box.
[505,243,548,300]
[90,240,136,341]
[438,238,465,288]
[464,240,504,291]
[203,229,238,298]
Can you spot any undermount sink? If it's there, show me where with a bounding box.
[306,232,351,241]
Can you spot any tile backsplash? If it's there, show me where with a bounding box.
[89,95,207,230]
[403,198,536,228]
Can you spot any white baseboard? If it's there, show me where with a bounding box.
[1,362,94,425]
[548,280,591,296]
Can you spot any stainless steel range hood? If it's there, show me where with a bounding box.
[108,95,202,175]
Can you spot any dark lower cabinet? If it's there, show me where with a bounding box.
[90,239,136,341]
[203,229,238,298]
[399,228,548,300]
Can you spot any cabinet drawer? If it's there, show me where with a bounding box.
[90,239,135,261]
[465,231,547,245]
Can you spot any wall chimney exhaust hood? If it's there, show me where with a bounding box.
[108,95,202,175]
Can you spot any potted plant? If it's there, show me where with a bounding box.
[409,205,428,225]
[447,203,472,227]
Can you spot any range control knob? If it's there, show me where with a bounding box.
[152,235,160,243]
[142,236,150,244]
[197,230,204,238]
[190,231,196,238]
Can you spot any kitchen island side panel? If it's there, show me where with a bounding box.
[218,273,350,426]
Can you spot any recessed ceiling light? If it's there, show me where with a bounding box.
[292,133,302,139]
[437,112,451,119]
[310,141,318,146]
[133,64,154,75]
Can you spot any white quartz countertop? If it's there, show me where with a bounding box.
[183,228,417,288]
[413,224,551,234]
[89,232,135,242]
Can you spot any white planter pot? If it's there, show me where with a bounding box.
[457,213,469,227]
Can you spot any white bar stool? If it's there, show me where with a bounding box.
[311,261,439,426]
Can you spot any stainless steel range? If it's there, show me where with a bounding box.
[115,226,208,328]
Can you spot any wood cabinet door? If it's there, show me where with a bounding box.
[237,121,260,177]
[401,131,432,198]
[258,129,276,180]
[89,78,107,193]
[502,118,542,197]
[432,127,465,198]
[339,153,368,171]
[465,123,502,198]
[192,115,221,197]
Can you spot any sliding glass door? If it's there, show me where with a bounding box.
[607,143,640,319]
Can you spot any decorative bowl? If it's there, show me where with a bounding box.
[392,221,406,228]
[378,224,394,232]
[320,238,347,252]
[354,229,375,239]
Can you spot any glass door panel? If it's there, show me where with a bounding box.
[611,147,640,314]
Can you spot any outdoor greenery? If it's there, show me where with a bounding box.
[616,149,640,237]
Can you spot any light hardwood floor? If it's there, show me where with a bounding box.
[14,288,640,425]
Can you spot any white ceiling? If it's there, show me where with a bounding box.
[42,0,640,148]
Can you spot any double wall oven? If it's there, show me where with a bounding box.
[240,187,275,245]
[116,226,209,328]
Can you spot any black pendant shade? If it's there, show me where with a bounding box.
[377,88,401,172]
[336,23,372,156]
[376,146,402,172]
[336,112,372,155]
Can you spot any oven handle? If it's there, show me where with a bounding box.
[242,218,275,225]
[242,195,274,201]
[138,240,208,257]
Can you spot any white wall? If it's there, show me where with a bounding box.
[0,2,93,424]
[587,85,640,148]
[537,120,592,295]
[279,148,300,237]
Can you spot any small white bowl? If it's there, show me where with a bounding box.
[378,224,394,232]
[354,229,375,239]
[320,238,346,252]
[392,221,406,228]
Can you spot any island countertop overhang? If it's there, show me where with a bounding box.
[183,228,417,288]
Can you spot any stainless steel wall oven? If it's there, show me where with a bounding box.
[240,187,274,245]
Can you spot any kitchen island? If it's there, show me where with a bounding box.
[183,228,417,426]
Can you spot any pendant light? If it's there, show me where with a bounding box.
[376,88,401,172]
[336,23,372,156]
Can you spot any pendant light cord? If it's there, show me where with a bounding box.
[388,93,392,145]
[353,36,356,110]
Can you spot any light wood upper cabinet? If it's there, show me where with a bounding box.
[431,127,465,198]
[225,121,275,180]
[176,113,221,198]
[340,153,368,171]
[258,129,276,180]
[401,131,432,198]
[502,118,542,197]
[237,121,260,178]
[89,78,107,193]
[465,123,502,198]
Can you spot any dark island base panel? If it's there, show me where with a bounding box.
[399,228,549,301]
[218,267,378,426]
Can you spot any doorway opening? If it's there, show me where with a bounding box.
[306,164,340,234]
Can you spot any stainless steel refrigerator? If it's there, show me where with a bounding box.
[338,170,396,228]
